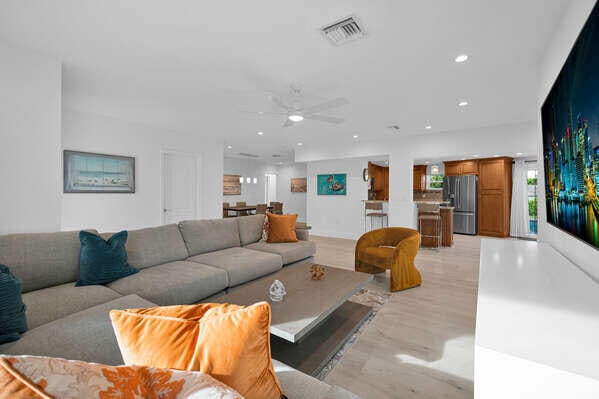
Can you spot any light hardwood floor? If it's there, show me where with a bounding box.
[312,234,482,399]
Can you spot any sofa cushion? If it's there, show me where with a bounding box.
[0,230,97,293]
[107,261,227,306]
[273,360,359,399]
[267,213,298,243]
[22,282,122,329]
[178,219,240,256]
[77,231,138,286]
[110,302,283,399]
[0,264,27,344]
[188,247,282,287]
[237,214,265,245]
[245,240,316,265]
[0,295,156,366]
[102,224,189,269]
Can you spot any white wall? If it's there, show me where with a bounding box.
[223,157,277,206]
[536,0,599,280]
[276,163,307,221]
[0,42,62,234]
[299,121,537,231]
[307,158,369,239]
[61,110,223,232]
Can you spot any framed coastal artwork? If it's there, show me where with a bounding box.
[290,177,307,192]
[63,150,135,193]
[317,174,346,195]
[541,1,599,249]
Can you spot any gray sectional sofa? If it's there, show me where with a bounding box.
[0,215,358,398]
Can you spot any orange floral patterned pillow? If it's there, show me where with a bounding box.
[0,355,243,399]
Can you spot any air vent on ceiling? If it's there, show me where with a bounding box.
[322,16,365,46]
[238,152,260,158]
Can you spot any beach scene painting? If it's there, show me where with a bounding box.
[317,174,346,195]
[64,150,135,193]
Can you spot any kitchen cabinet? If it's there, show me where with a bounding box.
[443,157,512,238]
[413,165,427,192]
[444,160,478,175]
[478,157,512,237]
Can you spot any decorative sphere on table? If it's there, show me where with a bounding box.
[269,279,286,302]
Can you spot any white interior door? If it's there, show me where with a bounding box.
[162,151,201,224]
[265,173,277,203]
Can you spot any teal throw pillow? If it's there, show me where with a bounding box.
[77,231,138,286]
[0,264,27,344]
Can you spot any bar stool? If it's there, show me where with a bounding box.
[223,202,231,218]
[418,203,442,248]
[364,201,388,231]
[255,204,267,214]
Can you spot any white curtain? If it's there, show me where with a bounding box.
[510,159,530,237]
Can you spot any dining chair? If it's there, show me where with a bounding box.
[223,202,230,218]
[255,203,267,214]
[236,201,248,216]
[271,202,283,215]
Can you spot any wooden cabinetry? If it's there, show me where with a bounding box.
[477,157,512,237]
[413,165,427,192]
[368,162,389,200]
[444,160,478,175]
[443,157,512,238]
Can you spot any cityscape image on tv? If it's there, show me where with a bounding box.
[541,2,599,249]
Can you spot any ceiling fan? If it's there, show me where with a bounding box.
[259,85,349,127]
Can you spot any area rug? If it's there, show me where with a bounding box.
[315,288,391,380]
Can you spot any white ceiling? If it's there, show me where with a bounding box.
[0,0,569,163]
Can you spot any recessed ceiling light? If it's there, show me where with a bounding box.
[458,101,469,107]
[353,134,359,138]
[455,54,469,63]
[516,152,523,156]
[425,125,432,130]
[277,162,283,165]
[297,142,303,146]
[289,114,304,122]
[226,145,233,149]
[257,131,264,135]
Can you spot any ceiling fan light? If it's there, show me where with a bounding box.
[288,114,304,122]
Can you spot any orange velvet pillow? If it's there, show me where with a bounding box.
[109,302,282,399]
[266,213,298,243]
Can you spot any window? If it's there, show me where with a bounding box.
[429,174,444,189]
[527,167,538,235]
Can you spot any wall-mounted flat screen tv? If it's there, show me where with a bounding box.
[541,2,599,249]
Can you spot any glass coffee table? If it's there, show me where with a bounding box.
[213,262,373,376]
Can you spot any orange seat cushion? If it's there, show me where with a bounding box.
[266,213,298,243]
[109,302,282,399]
[357,246,395,268]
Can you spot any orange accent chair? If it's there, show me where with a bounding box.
[355,227,422,292]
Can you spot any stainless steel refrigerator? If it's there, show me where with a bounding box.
[443,175,478,235]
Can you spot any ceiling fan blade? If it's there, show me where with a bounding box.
[282,118,294,127]
[239,110,287,115]
[268,94,291,111]
[304,114,344,124]
[303,97,349,114]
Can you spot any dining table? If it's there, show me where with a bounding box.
[223,204,273,216]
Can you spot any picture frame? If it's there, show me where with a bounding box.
[63,150,135,193]
[317,174,347,195]
[290,177,307,193]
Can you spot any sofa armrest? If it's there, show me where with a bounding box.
[295,229,310,241]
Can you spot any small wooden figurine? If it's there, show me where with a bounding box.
[309,264,325,280]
